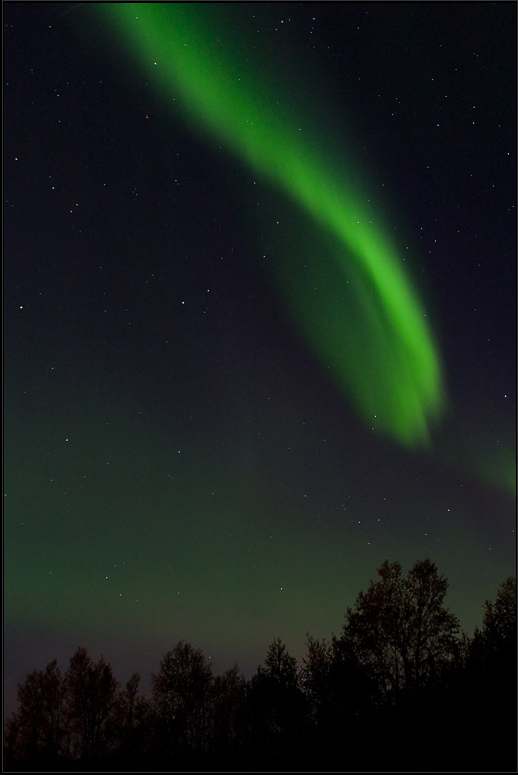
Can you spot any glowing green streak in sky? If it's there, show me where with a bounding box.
[101,3,445,445]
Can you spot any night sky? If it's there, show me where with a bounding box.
[5,1,516,709]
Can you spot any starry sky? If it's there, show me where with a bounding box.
[5,2,516,709]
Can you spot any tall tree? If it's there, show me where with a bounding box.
[110,672,152,759]
[247,638,306,751]
[5,659,65,763]
[152,641,213,754]
[301,634,375,730]
[475,576,516,658]
[461,577,517,771]
[210,665,246,754]
[300,636,332,728]
[64,647,118,760]
[341,559,460,698]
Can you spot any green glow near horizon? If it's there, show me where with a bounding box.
[101,3,445,445]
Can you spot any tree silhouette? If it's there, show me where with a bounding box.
[341,559,460,699]
[5,659,65,764]
[474,576,516,657]
[109,672,151,761]
[210,665,246,755]
[302,634,376,729]
[300,636,332,727]
[152,641,213,756]
[64,647,118,761]
[4,563,516,772]
[464,577,517,770]
[246,638,306,761]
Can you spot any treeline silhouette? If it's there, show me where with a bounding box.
[5,560,516,772]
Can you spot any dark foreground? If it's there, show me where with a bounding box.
[5,562,516,772]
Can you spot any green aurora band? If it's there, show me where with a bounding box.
[100,3,445,446]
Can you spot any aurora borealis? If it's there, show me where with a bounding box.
[5,1,516,713]
[102,2,444,446]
